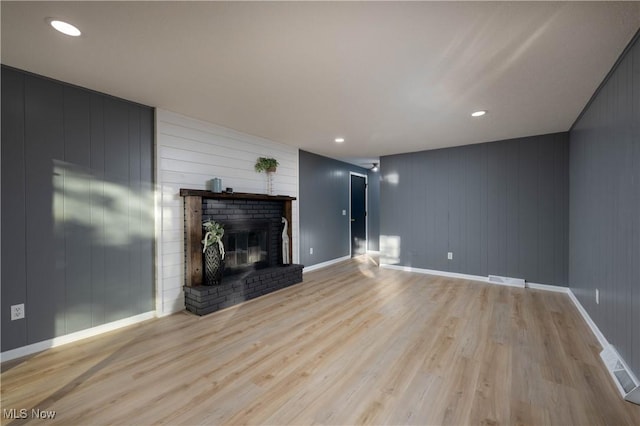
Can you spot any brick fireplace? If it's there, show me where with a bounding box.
[180,189,303,316]
[204,198,283,271]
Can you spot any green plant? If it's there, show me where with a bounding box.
[254,157,279,173]
[202,219,225,258]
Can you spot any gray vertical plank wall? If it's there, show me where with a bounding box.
[298,150,374,266]
[380,132,569,286]
[63,86,93,333]
[103,99,134,323]
[1,66,28,348]
[24,74,66,343]
[90,93,106,326]
[1,67,155,353]
[366,169,380,252]
[569,32,640,377]
[636,36,640,379]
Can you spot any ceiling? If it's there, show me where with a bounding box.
[2,2,640,167]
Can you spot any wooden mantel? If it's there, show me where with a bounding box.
[179,189,296,202]
[180,189,297,287]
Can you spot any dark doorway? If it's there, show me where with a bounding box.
[350,174,367,257]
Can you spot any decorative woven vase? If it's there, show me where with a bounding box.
[204,244,224,286]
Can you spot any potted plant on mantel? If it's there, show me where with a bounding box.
[255,157,279,194]
[202,220,225,286]
[254,157,279,173]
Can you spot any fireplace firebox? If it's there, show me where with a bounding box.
[222,221,270,276]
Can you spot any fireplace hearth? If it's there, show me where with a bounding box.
[184,264,304,316]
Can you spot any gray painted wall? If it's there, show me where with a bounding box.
[380,133,568,286]
[569,32,640,376]
[299,150,375,266]
[1,67,155,352]
[367,169,380,252]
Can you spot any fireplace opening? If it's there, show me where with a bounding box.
[223,222,270,276]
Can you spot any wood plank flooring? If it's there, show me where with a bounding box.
[2,256,639,425]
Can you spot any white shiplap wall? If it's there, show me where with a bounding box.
[156,109,299,316]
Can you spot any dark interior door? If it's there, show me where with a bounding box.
[351,175,367,256]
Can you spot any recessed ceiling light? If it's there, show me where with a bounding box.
[471,110,487,117]
[49,19,82,37]
[334,137,345,143]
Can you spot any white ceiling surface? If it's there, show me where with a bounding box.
[2,2,640,165]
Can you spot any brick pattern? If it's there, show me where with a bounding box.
[202,199,283,267]
[184,265,304,316]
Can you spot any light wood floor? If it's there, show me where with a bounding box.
[2,256,639,425]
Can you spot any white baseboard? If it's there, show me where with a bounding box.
[367,250,380,255]
[526,282,570,293]
[380,263,490,284]
[0,311,156,363]
[566,289,609,350]
[303,255,351,273]
[380,264,574,293]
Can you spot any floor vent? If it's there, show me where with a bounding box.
[487,275,525,288]
[601,345,640,405]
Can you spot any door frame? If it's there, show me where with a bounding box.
[349,172,368,257]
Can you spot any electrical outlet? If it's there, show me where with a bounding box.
[310,247,313,255]
[596,288,599,305]
[11,304,25,320]
[447,252,453,260]
[342,210,346,216]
